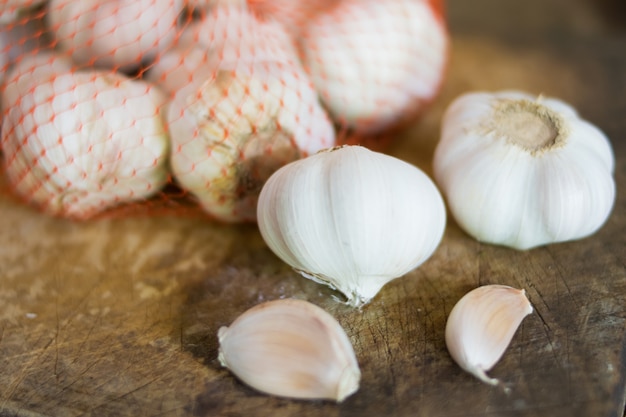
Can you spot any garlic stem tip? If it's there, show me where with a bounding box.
[336,366,361,403]
[469,365,500,387]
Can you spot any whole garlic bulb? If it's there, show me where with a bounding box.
[433,90,616,250]
[218,298,361,402]
[257,145,446,307]
[1,53,170,219]
[300,0,448,134]
[167,1,335,222]
[47,0,184,71]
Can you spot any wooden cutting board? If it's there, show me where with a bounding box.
[1,1,625,416]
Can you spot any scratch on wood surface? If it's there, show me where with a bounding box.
[0,334,56,409]
[0,401,55,417]
[544,246,582,310]
[528,287,565,370]
[77,374,165,417]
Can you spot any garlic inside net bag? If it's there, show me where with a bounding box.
[0,0,448,221]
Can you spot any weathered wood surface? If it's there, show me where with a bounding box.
[1,0,625,416]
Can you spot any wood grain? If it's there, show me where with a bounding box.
[1,1,625,416]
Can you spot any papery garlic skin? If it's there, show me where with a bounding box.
[167,3,335,222]
[433,90,616,250]
[218,298,361,402]
[1,53,170,219]
[257,145,446,307]
[301,0,448,134]
[47,0,184,70]
[445,284,533,387]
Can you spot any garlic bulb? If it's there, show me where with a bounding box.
[167,1,335,222]
[1,53,170,219]
[300,0,448,134]
[47,0,184,70]
[218,298,361,402]
[445,285,533,387]
[257,145,446,307]
[433,90,616,250]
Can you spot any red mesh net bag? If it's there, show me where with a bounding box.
[0,0,448,222]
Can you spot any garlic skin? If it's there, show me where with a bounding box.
[300,0,448,134]
[433,90,616,250]
[1,53,170,219]
[257,145,446,307]
[218,298,361,402]
[445,285,533,387]
[167,2,335,222]
[47,0,184,70]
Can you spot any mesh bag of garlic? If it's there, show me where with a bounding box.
[0,0,448,221]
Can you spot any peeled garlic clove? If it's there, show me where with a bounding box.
[433,90,616,250]
[167,3,335,222]
[257,145,446,307]
[445,285,533,387]
[1,53,170,219]
[218,299,361,402]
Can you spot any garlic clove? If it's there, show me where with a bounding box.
[217,299,361,402]
[445,284,533,387]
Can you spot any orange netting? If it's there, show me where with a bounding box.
[0,0,448,222]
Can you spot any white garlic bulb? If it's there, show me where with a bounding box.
[433,90,616,250]
[445,285,533,387]
[47,0,184,70]
[1,53,170,219]
[167,2,335,222]
[300,0,448,134]
[218,298,361,402]
[257,145,446,307]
